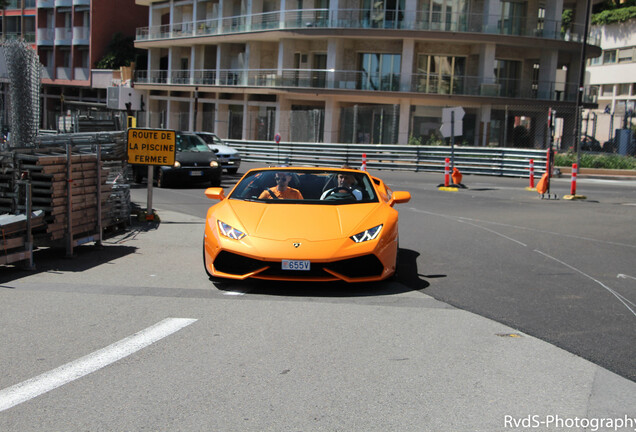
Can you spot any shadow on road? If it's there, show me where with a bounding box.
[0,219,160,286]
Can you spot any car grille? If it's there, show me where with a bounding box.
[213,251,384,279]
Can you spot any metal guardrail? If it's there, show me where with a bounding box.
[225,140,548,178]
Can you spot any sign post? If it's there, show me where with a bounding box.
[275,133,281,165]
[127,128,177,220]
[440,107,465,169]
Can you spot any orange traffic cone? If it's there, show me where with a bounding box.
[536,172,549,195]
[451,167,463,186]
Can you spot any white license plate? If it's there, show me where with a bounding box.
[282,260,311,271]
[189,171,203,176]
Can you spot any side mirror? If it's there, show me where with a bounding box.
[389,191,411,206]
[205,187,225,200]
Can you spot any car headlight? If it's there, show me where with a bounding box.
[210,160,219,168]
[173,161,181,168]
[217,220,246,240]
[350,224,383,243]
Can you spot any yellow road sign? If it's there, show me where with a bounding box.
[127,128,176,166]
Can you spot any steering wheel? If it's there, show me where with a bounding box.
[323,187,356,201]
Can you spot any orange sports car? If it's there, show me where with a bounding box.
[203,167,411,282]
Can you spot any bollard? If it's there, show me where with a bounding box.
[529,159,535,189]
[360,153,367,171]
[444,158,450,187]
[563,163,586,200]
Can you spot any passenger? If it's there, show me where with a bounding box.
[259,172,304,200]
[321,169,363,200]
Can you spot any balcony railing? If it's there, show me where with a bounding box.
[56,67,72,80]
[55,27,72,45]
[37,0,55,7]
[136,9,599,45]
[37,27,55,45]
[72,26,89,44]
[135,68,578,102]
[74,67,89,81]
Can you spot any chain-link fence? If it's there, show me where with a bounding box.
[580,110,635,156]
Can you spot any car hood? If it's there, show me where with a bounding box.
[177,150,218,164]
[208,144,239,155]
[218,200,381,241]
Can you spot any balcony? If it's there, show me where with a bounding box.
[56,67,72,80]
[135,68,578,102]
[72,26,89,45]
[37,0,55,7]
[41,66,54,80]
[73,0,89,5]
[54,0,72,6]
[37,27,55,45]
[74,67,89,81]
[55,27,72,45]
[136,9,597,45]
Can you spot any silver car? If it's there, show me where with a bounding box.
[195,132,242,174]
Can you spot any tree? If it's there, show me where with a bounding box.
[95,32,137,69]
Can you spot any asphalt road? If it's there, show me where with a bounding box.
[133,163,636,382]
[0,163,635,431]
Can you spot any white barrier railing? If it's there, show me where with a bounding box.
[225,140,549,177]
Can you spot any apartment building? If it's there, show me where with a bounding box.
[586,17,636,140]
[33,0,146,129]
[132,0,600,148]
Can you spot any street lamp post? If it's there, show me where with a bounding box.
[574,0,593,168]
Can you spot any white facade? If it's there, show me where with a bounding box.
[584,19,636,143]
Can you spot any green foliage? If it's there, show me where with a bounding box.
[562,9,573,31]
[555,152,636,170]
[95,32,137,69]
[408,135,423,146]
[591,6,636,25]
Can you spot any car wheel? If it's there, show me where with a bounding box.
[134,167,144,184]
[211,172,222,187]
[227,168,238,175]
[157,169,169,188]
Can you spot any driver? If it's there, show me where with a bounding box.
[259,172,304,200]
[320,170,363,200]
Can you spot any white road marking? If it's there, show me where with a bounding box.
[0,317,197,412]
[456,219,527,247]
[618,274,636,281]
[535,250,636,317]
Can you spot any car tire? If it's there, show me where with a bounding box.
[211,172,222,187]
[134,168,144,184]
[157,169,169,188]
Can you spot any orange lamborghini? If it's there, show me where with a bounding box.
[203,167,410,282]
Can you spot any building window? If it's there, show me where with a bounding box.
[419,0,468,31]
[589,54,602,66]
[617,83,631,96]
[499,1,527,35]
[358,53,401,91]
[494,59,521,97]
[416,54,466,94]
[363,0,405,29]
[603,50,617,64]
[618,48,633,63]
[601,84,614,97]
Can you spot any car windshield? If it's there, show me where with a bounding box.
[177,134,211,152]
[197,133,224,146]
[229,169,378,204]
